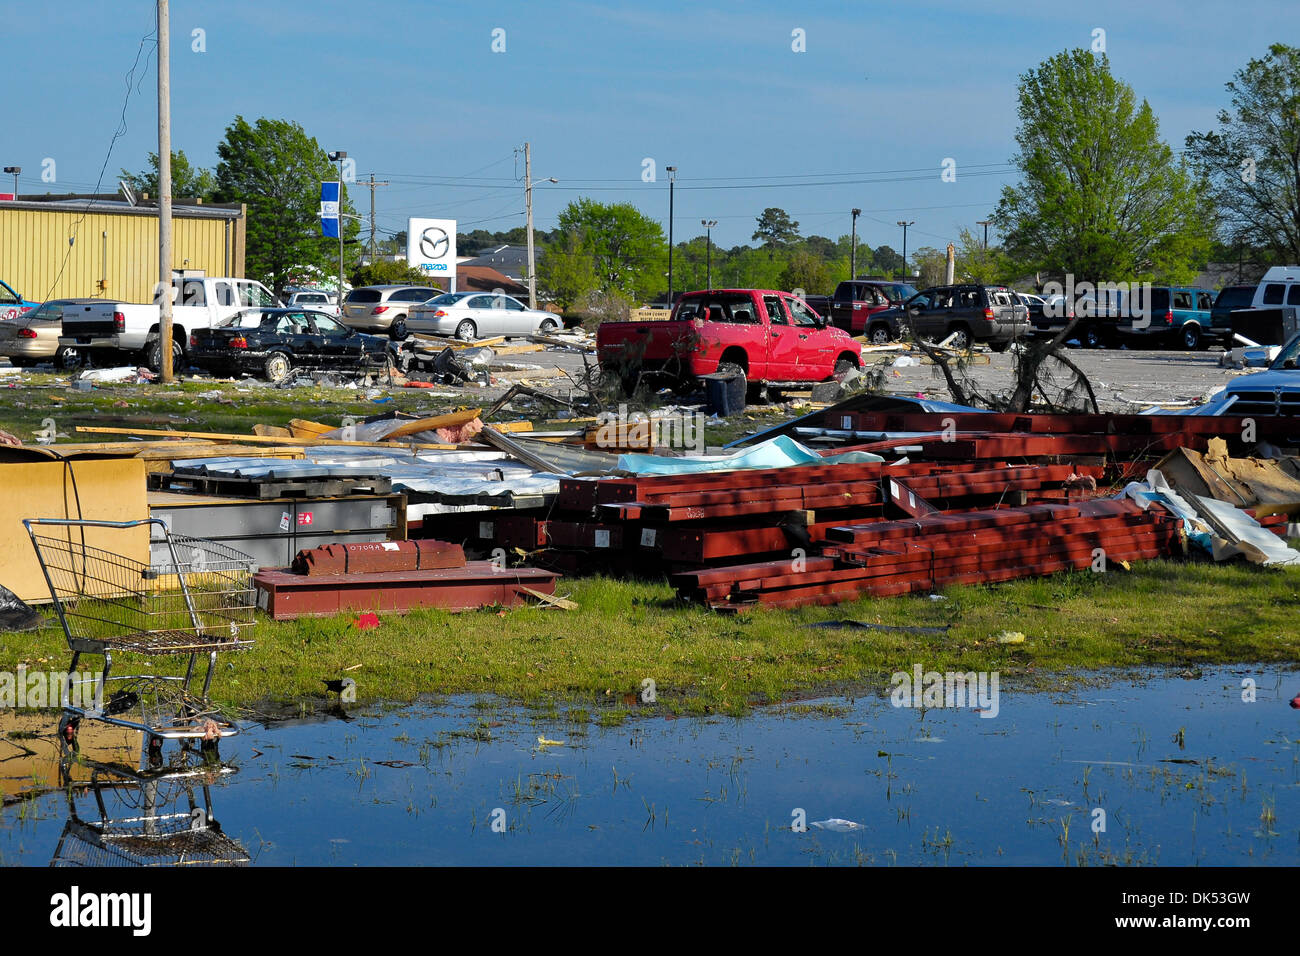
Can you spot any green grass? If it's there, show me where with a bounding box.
[3,560,1298,716]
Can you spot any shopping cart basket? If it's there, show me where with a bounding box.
[24,518,256,747]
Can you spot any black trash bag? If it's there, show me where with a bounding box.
[0,584,41,632]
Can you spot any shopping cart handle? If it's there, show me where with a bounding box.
[23,517,169,532]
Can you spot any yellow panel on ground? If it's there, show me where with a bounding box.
[0,458,148,603]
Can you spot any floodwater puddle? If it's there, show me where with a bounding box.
[2,665,1299,865]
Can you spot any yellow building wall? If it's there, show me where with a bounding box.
[0,205,245,304]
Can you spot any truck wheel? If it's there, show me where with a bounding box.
[264,352,293,384]
[1182,324,1203,351]
[55,346,82,370]
[1084,325,1106,349]
[867,324,892,345]
[146,336,184,373]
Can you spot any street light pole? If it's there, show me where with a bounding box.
[2,166,19,198]
[850,208,861,279]
[666,165,677,307]
[896,220,914,280]
[701,219,716,289]
[329,151,348,303]
[976,219,991,250]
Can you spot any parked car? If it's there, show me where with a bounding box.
[58,275,282,371]
[876,284,1029,350]
[0,299,97,368]
[596,288,862,399]
[0,279,39,321]
[407,291,562,340]
[285,289,340,316]
[188,308,393,383]
[1218,330,1300,415]
[1227,267,1300,345]
[1211,285,1256,336]
[340,285,439,340]
[809,279,920,340]
[1113,286,1219,350]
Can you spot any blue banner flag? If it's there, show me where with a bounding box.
[320,181,340,238]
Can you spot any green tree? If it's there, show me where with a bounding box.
[1186,43,1300,266]
[351,259,440,289]
[779,249,834,294]
[872,244,905,276]
[536,230,600,311]
[553,198,666,301]
[911,246,949,288]
[752,207,801,246]
[995,50,1211,286]
[955,227,1012,284]
[212,115,360,295]
[120,149,215,200]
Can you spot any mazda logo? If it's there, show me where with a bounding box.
[419,226,450,260]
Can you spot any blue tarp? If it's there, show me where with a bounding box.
[617,435,883,475]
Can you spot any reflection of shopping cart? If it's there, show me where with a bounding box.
[52,753,248,867]
[24,518,255,750]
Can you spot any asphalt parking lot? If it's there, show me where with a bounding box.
[536,343,1255,413]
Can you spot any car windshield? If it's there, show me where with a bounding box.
[1269,334,1300,370]
[26,301,69,322]
[880,283,918,303]
[1216,286,1255,309]
[425,293,474,307]
[219,310,274,329]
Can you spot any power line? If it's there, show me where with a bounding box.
[43,16,158,302]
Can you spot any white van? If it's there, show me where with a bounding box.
[1251,266,1300,310]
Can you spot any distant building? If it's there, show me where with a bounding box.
[459,244,529,281]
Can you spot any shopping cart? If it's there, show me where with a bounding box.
[24,518,256,750]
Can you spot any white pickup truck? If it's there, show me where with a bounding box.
[59,276,282,370]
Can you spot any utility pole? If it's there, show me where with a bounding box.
[523,142,557,310]
[850,208,861,280]
[701,219,717,290]
[366,173,388,262]
[526,142,535,309]
[666,165,677,307]
[976,219,991,250]
[157,0,173,383]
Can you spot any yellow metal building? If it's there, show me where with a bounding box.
[0,197,246,304]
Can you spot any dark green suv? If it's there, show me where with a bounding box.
[886,284,1030,350]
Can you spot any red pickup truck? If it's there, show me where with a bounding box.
[596,289,862,398]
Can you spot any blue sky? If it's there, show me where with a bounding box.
[6,0,1286,252]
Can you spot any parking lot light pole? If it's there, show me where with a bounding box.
[666,166,677,307]
[896,220,914,280]
[2,166,19,197]
[701,219,717,289]
[329,151,347,303]
[977,219,991,249]
[850,208,861,279]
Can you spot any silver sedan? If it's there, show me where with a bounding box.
[407,292,561,340]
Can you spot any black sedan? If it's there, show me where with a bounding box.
[189,308,394,382]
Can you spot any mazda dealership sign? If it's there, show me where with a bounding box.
[407,217,457,278]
